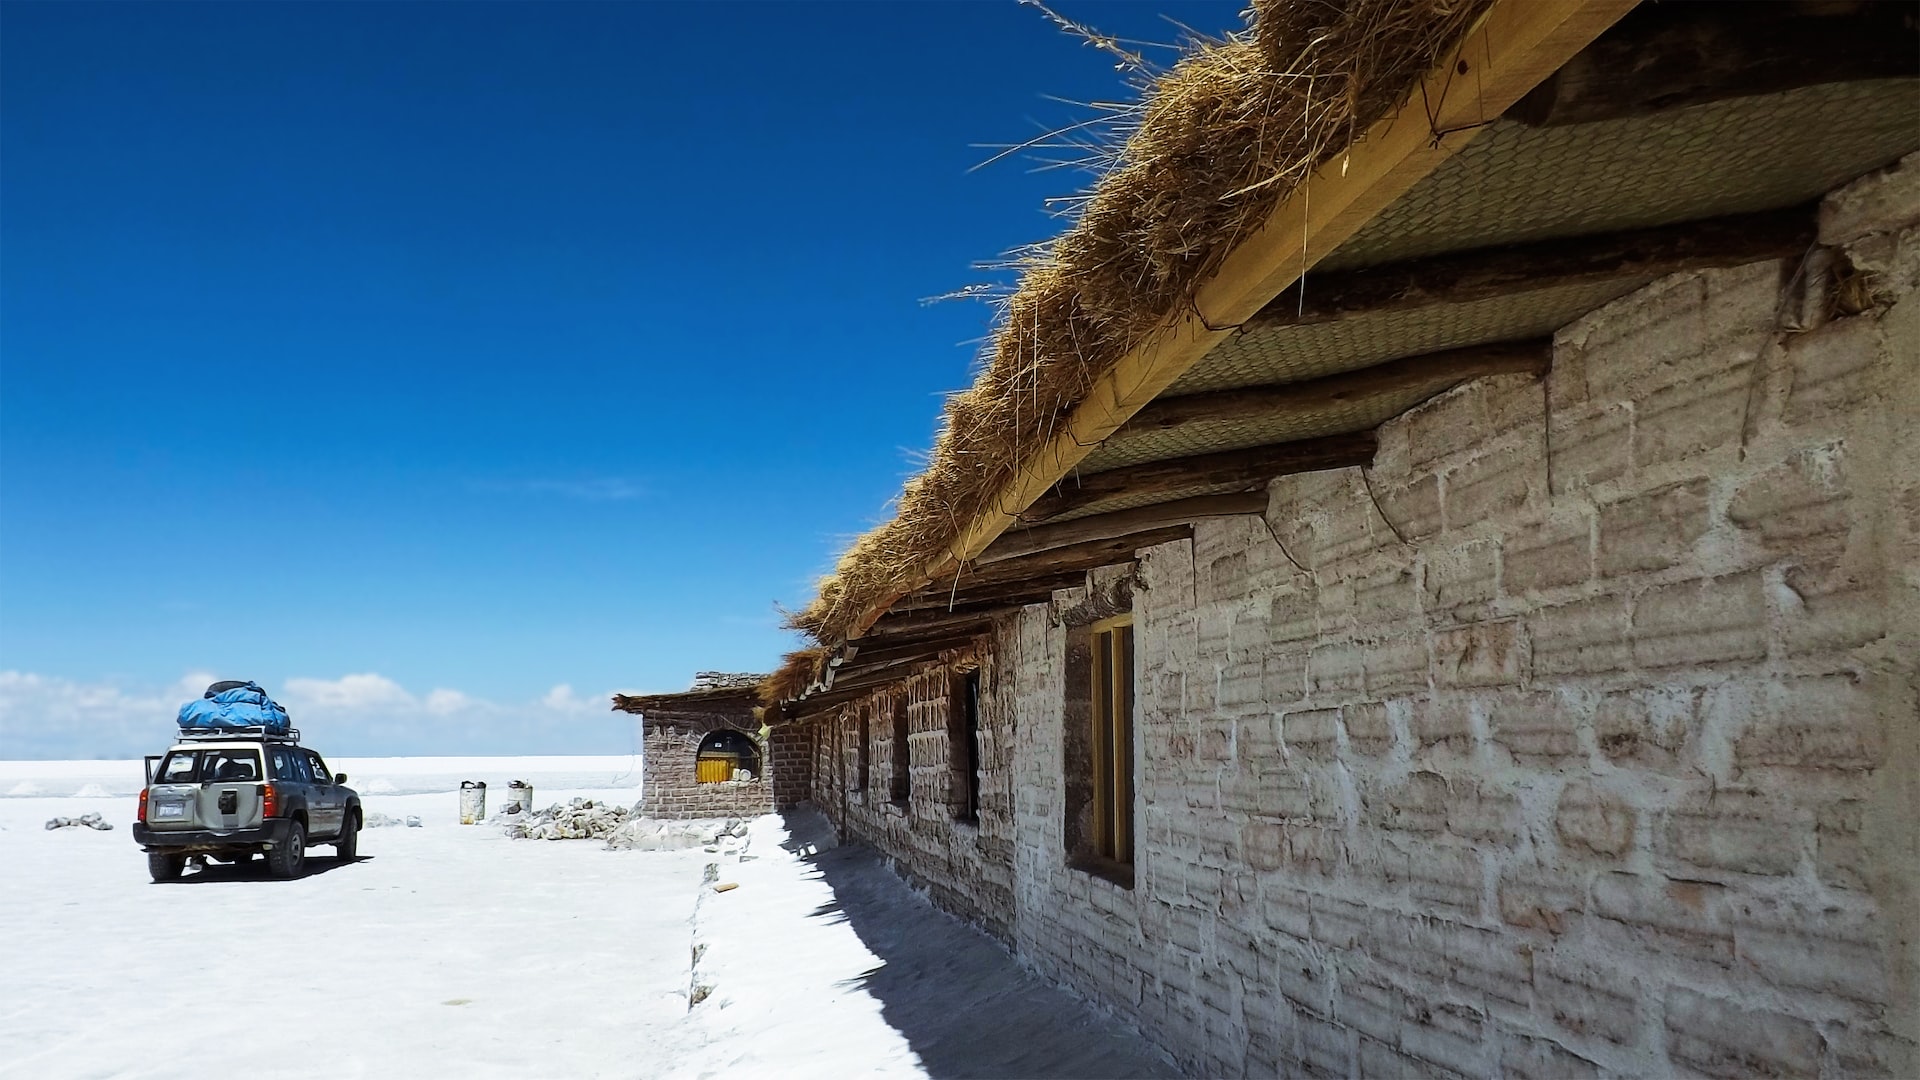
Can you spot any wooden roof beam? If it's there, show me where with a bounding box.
[861,608,1004,644]
[1120,339,1551,439]
[897,571,1093,612]
[1023,431,1376,524]
[980,491,1269,566]
[920,527,1191,592]
[1256,205,1818,328]
[1508,0,1919,128]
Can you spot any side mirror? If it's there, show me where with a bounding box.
[335,773,348,784]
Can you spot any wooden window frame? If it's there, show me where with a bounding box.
[888,695,910,806]
[855,706,870,794]
[1086,614,1135,873]
[950,669,982,824]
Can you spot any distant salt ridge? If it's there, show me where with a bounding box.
[0,755,640,799]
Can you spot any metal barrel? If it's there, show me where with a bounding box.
[506,780,533,815]
[458,780,487,825]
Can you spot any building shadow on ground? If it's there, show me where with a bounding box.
[776,808,1180,1080]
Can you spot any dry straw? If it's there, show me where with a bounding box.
[761,645,830,707]
[769,0,1492,700]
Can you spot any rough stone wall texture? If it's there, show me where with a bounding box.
[768,725,812,810]
[983,159,1919,1079]
[637,720,773,820]
[798,650,1020,939]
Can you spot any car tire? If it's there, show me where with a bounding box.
[147,851,186,883]
[268,821,306,879]
[336,811,359,862]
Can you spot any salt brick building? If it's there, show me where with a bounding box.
[612,673,788,820]
[680,2,1920,1075]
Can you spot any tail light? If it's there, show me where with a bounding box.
[137,788,149,823]
[262,783,278,818]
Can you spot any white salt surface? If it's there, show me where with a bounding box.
[0,756,1176,1079]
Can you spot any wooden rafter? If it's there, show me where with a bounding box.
[1023,431,1377,523]
[1119,339,1551,439]
[1508,0,1919,128]
[863,607,1005,644]
[856,0,1639,640]
[1254,205,1817,328]
[980,491,1269,566]
[895,571,1092,613]
[908,527,1192,597]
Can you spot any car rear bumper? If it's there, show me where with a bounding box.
[134,818,295,851]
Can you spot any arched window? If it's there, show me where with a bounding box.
[695,730,760,783]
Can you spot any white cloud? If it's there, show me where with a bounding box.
[281,673,418,713]
[0,671,212,759]
[539,683,602,716]
[424,688,482,716]
[0,671,633,759]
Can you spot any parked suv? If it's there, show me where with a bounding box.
[133,728,361,882]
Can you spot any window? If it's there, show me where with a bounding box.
[156,751,201,784]
[855,708,870,792]
[950,670,981,823]
[889,696,910,805]
[307,752,332,784]
[696,730,759,783]
[1089,617,1134,867]
[206,750,261,782]
[1065,613,1133,883]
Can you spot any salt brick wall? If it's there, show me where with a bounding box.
[769,725,812,810]
[798,654,1021,940]
[987,159,1919,1079]
[637,722,773,820]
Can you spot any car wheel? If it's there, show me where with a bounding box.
[336,811,359,862]
[268,821,306,879]
[147,851,186,883]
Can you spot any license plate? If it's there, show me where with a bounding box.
[155,803,187,819]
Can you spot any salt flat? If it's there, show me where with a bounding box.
[1,757,1175,1080]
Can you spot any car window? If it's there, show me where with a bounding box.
[203,750,262,782]
[268,748,297,781]
[157,751,200,783]
[307,752,331,783]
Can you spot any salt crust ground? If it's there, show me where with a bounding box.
[0,757,1176,1079]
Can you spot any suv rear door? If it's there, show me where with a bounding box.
[146,747,267,831]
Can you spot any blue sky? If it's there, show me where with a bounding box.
[1,1,1243,757]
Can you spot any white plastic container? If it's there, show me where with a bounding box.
[458,780,487,825]
[506,780,534,815]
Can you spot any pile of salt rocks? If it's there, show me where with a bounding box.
[46,812,114,832]
[364,812,423,829]
[499,797,749,852]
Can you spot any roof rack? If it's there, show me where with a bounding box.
[176,726,301,744]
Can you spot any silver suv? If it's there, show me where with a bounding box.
[133,728,362,881]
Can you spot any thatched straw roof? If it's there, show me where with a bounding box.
[778,0,1494,657]
[763,0,1919,708]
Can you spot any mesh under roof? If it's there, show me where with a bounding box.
[1320,79,1919,272]
[1074,77,1919,485]
[1164,275,1651,398]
